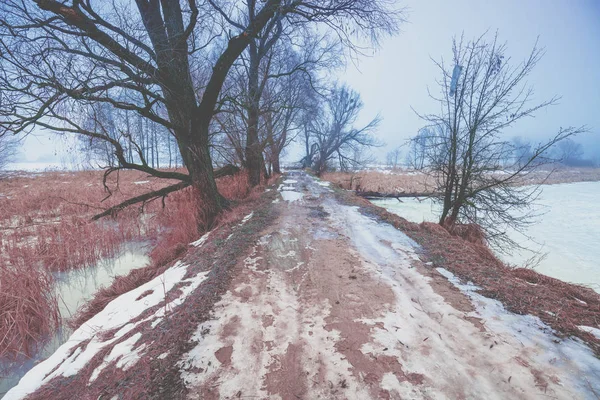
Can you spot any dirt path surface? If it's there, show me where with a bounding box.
[179,171,600,400]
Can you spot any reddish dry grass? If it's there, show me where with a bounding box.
[0,168,257,359]
[0,265,60,360]
[323,170,434,194]
[69,170,262,330]
[324,167,600,196]
[0,169,181,272]
[339,192,600,355]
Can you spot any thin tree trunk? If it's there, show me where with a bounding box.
[246,44,262,187]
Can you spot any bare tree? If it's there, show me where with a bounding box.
[311,84,380,175]
[414,32,585,250]
[406,127,435,170]
[386,147,402,169]
[0,134,17,172]
[511,136,533,167]
[0,0,401,229]
[554,138,585,166]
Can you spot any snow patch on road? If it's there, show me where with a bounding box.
[437,267,600,397]
[180,241,302,398]
[280,190,303,202]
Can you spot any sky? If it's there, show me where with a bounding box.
[11,0,600,166]
[336,0,600,162]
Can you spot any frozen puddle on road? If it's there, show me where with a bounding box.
[278,179,304,203]
[280,190,303,202]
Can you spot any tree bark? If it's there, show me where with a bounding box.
[272,154,281,174]
[246,43,263,187]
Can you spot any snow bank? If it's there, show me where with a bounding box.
[4,261,209,400]
[578,325,600,339]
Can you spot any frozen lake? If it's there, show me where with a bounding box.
[372,181,600,291]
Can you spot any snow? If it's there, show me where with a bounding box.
[437,267,600,396]
[578,325,600,340]
[280,190,303,202]
[277,177,305,203]
[316,181,330,187]
[240,212,254,225]
[4,261,210,400]
[89,333,144,383]
[190,232,210,247]
[324,198,600,398]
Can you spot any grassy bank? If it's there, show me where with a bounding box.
[0,168,263,361]
[324,167,600,196]
[17,177,281,400]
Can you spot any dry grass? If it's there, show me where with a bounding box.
[0,265,60,361]
[69,171,270,330]
[0,168,258,360]
[322,170,433,194]
[323,167,600,196]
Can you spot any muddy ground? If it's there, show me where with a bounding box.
[180,172,600,399]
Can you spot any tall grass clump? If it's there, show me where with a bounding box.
[0,265,60,360]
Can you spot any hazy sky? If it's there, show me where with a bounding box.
[339,0,600,161]
[14,0,600,165]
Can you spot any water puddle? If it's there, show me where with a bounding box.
[0,242,149,397]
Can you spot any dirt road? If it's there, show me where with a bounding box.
[179,171,600,400]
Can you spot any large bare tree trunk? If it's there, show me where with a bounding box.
[272,154,281,174]
[187,140,226,231]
